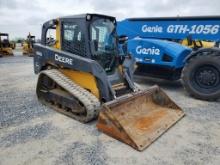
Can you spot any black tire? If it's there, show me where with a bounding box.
[181,52,220,101]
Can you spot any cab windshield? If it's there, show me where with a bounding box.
[90,18,117,72]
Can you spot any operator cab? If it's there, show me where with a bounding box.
[0,33,10,48]
[38,14,135,97]
[41,14,118,74]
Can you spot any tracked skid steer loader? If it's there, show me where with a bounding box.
[34,14,184,151]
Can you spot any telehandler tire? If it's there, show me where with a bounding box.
[181,53,220,100]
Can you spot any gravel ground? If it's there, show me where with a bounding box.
[0,48,220,165]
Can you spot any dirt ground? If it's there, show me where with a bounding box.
[0,47,220,165]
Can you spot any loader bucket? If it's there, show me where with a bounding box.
[97,85,184,151]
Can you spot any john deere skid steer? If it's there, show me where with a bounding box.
[34,14,184,151]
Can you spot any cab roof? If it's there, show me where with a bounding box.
[59,13,115,21]
[0,33,9,36]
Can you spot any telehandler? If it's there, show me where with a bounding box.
[117,16,220,100]
[33,14,184,151]
[0,33,14,56]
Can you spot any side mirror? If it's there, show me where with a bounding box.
[118,35,128,44]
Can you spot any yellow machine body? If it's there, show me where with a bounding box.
[0,33,14,56]
[22,42,31,54]
[60,69,100,99]
[0,47,13,56]
[181,39,215,49]
[22,33,36,56]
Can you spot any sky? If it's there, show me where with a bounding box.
[0,0,220,39]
